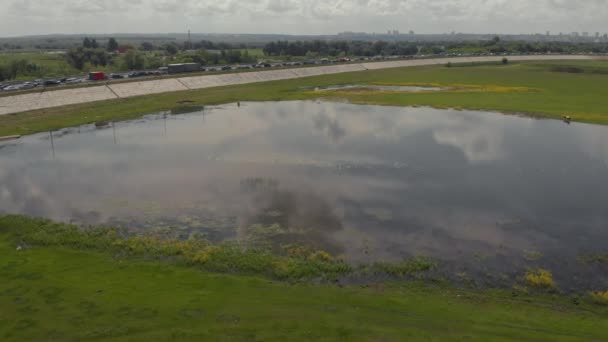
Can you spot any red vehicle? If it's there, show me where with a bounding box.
[88,72,106,81]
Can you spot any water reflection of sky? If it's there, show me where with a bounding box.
[1,101,608,287]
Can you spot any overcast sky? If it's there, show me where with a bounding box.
[2,0,607,37]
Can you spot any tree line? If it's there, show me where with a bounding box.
[262,38,608,57]
[262,40,419,57]
[65,37,149,71]
[63,37,257,72]
[65,37,608,72]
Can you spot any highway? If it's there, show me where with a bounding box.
[0,54,599,116]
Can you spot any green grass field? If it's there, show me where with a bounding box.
[1,60,607,137]
[241,48,265,57]
[2,215,607,341]
[0,53,84,80]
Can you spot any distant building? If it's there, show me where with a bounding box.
[338,31,368,37]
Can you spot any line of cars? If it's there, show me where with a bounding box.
[0,58,351,92]
[91,70,165,80]
[0,77,85,92]
[0,52,540,93]
[0,71,166,92]
[215,57,355,71]
[163,57,366,74]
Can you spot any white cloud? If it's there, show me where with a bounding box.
[1,0,607,36]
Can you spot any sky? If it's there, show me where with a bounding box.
[1,0,607,37]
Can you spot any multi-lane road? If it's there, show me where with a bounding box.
[0,55,600,116]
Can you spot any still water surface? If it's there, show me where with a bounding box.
[1,101,607,289]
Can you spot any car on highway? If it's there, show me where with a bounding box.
[42,80,62,86]
[110,73,125,79]
[128,71,148,78]
[3,83,36,91]
[2,85,20,91]
[254,63,271,68]
[65,77,84,84]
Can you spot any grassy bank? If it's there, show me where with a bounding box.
[1,60,608,137]
[1,216,608,341]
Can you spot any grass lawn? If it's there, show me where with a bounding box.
[1,60,607,137]
[1,216,608,341]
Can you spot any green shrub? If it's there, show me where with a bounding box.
[589,290,608,305]
[525,269,556,289]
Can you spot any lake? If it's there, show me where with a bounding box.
[1,101,607,290]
